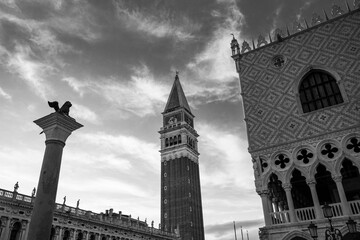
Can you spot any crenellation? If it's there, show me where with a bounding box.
[231,4,360,57]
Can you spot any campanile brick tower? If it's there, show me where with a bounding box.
[159,73,205,240]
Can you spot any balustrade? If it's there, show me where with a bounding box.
[349,200,360,215]
[270,211,290,225]
[328,202,343,217]
[295,207,316,221]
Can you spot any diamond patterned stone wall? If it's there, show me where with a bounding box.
[240,10,360,154]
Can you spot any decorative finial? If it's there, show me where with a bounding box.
[231,33,235,39]
[31,187,36,197]
[63,196,66,205]
[14,182,19,192]
[48,101,72,117]
[76,199,80,208]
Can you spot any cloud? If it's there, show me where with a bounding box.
[114,1,201,41]
[0,86,11,100]
[62,65,169,118]
[197,122,253,188]
[71,103,101,125]
[6,44,54,99]
[75,131,160,172]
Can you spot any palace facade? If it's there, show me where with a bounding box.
[231,3,360,240]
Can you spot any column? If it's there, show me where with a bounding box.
[27,112,83,240]
[307,179,323,219]
[333,175,351,216]
[0,217,9,240]
[283,183,297,223]
[20,220,28,240]
[258,190,271,226]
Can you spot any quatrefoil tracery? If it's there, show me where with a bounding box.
[321,143,339,159]
[347,137,360,153]
[296,149,313,164]
[275,154,290,169]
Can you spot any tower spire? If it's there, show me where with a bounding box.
[163,72,192,115]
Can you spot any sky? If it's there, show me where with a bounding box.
[0,0,349,239]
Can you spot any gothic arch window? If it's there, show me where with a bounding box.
[165,138,169,147]
[178,135,182,144]
[299,70,344,113]
[63,230,70,240]
[174,136,177,145]
[9,222,21,240]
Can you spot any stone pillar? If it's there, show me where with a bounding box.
[258,190,272,226]
[307,179,323,219]
[333,175,351,216]
[27,112,83,240]
[0,217,8,240]
[283,183,297,223]
[21,220,28,240]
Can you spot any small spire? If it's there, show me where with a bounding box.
[252,39,256,49]
[345,0,351,12]
[323,9,329,20]
[269,33,272,43]
[286,25,290,36]
[175,71,179,80]
[304,19,309,29]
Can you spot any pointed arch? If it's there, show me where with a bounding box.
[334,155,360,176]
[285,165,309,184]
[282,230,312,240]
[262,171,282,187]
[309,160,334,179]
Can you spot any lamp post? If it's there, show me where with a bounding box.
[307,203,358,240]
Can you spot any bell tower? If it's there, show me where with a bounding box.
[159,73,205,240]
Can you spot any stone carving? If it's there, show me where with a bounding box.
[274,28,285,42]
[274,154,290,169]
[347,137,360,153]
[241,40,252,54]
[296,149,314,164]
[14,182,19,192]
[293,20,305,32]
[331,4,344,16]
[311,12,323,25]
[321,143,338,158]
[31,187,36,197]
[257,35,268,47]
[63,196,66,205]
[354,0,360,8]
[48,101,72,116]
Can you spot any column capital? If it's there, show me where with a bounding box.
[332,175,342,182]
[257,189,269,196]
[282,183,292,191]
[34,112,83,143]
[306,178,317,185]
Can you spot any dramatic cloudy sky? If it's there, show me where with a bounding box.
[0,0,349,239]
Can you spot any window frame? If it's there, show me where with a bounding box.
[295,66,347,114]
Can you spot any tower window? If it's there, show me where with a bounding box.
[170,137,173,146]
[165,138,169,147]
[178,135,182,144]
[299,70,343,113]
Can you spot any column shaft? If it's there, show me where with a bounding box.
[333,176,351,216]
[259,191,271,226]
[307,181,323,219]
[283,185,297,223]
[27,140,65,240]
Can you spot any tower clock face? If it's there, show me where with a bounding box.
[165,113,181,126]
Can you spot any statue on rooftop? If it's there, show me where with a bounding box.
[63,196,66,205]
[14,182,19,192]
[76,199,80,208]
[31,187,36,197]
[48,101,72,116]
